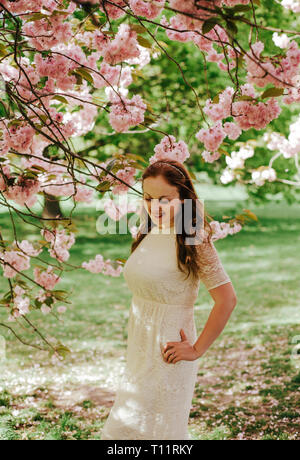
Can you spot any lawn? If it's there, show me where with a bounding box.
[0,192,299,440]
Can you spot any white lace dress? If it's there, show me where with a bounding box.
[100,225,231,440]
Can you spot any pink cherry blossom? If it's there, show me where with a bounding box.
[94,0,127,19]
[232,97,281,130]
[82,254,105,274]
[112,167,137,195]
[201,150,221,163]
[102,260,123,277]
[3,176,40,207]
[149,135,190,164]
[196,120,226,152]
[0,249,30,278]
[14,285,26,296]
[3,124,35,154]
[18,240,43,257]
[108,92,147,132]
[102,24,140,65]
[41,304,51,315]
[104,198,129,221]
[41,228,75,262]
[14,295,30,316]
[223,122,242,140]
[129,0,165,19]
[203,87,235,122]
[23,14,72,51]
[34,266,61,290]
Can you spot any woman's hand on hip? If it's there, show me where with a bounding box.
[162,329,200,364]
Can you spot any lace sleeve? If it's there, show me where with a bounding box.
[197,239,231,291]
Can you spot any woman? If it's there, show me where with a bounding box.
[101,158,237,440]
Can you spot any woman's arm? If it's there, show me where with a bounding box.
[163,238,237,364]
[192,281,237,358]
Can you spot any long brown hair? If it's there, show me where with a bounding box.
[130,158,213,281]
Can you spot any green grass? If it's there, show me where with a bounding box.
[0,196,299,440]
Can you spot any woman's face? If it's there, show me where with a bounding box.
[143,175,182,229]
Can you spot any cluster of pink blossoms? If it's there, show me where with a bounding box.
[149,135,190,164]
[101,24,141,65]
[210,220,243,241]
[111,167,137,195]
[0,240,42,278]
[82,254,123,277]
[196,83,282,162]
[9,284,31,318]
[10,174,39,206]
[103,196,139,221]
[41,228,76,262]
[129,0,165,19]
[80,0,127,19]
[34,266,61,290]
[245,40,300,104]
[1,175,41,207]
[108,91,147,132]
[159,1,249,70]
[90,161,137,196]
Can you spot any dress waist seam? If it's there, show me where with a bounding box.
[132,294,194,309]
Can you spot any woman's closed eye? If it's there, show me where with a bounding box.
[144,197,170,204]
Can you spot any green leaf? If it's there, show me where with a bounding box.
[260,87,284,99]
[30,165,48,172]
[226,20,238,35]
[25,12,48,22]
[74,67,94,85]
[51,95,69,104]
[143,115,157,124]
[96,181,112,192]
[242,208,258,221]
[0,43,9,58]
[236,95,255,101]
[0,102,10,118]
[44,296,54,306]
[130,24,147,34]
[218,148,230,157]
[202,18,220,34]
[232,5,252,13]
[52,290,69,298]
[212,93,220,104]
[54,344,71,359]
[137,36,152,49]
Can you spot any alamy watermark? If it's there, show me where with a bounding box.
[95,195,206,244]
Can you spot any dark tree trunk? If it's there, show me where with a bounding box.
[42,192,63,219]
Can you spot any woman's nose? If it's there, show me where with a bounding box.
[150,199,161,211]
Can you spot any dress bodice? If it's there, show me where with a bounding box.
[123,225,231,306]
